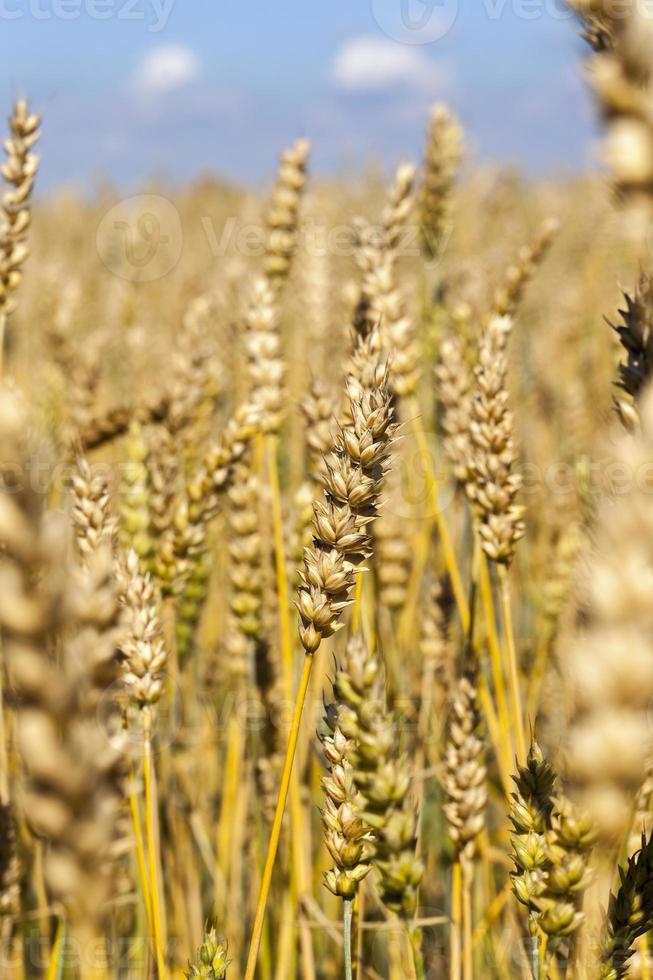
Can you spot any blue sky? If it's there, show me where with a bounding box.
[1,0,598,192]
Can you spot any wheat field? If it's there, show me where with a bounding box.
[2,3,653,979]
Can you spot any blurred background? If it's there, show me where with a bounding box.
[4,0,596,190]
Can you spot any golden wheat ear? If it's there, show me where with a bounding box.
[565,385,653,846]
[570,0,653,226]
[354,164,419,401]
[0,100,41,347]
[0,386,124,950]
[263,137,311,289]
[418,104,464,262]
[435,333,474,486]
[244,275,284,434]
[465,314,525,566]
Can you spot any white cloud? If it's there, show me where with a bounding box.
[133,44,201,97]
[331,36,444,91]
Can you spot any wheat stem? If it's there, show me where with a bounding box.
[400,926,418,980]
[128,767,153,937]
[143,715,167,980]
[525,628,553,724]
[352,571,364,632]
[408,923,426,980]
[478,552,513,777]
[344,898,354,980]
[641,935,651,980]
[465,541,507,805]
[498,564,525,761]
[265,432,316,980]
[0,315,6,379]
[529,935,540,980]
[0,670,8,806]
[32,841,52,964]
[472,884,511,946]
[215,713,243,916]
[407,397,469,630]
[451,860,462,980]
[355,882,366,978]
[462,874,473,980]
[254,815,273,980]
[266,433,294,683]
[244,655,314,980]
[273,891,295,980]
[45,918,66,980]
[476,677,507,794]
[398,519,431,651]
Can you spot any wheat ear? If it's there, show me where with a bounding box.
[244,332,394,979]
[0,99,40,371]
